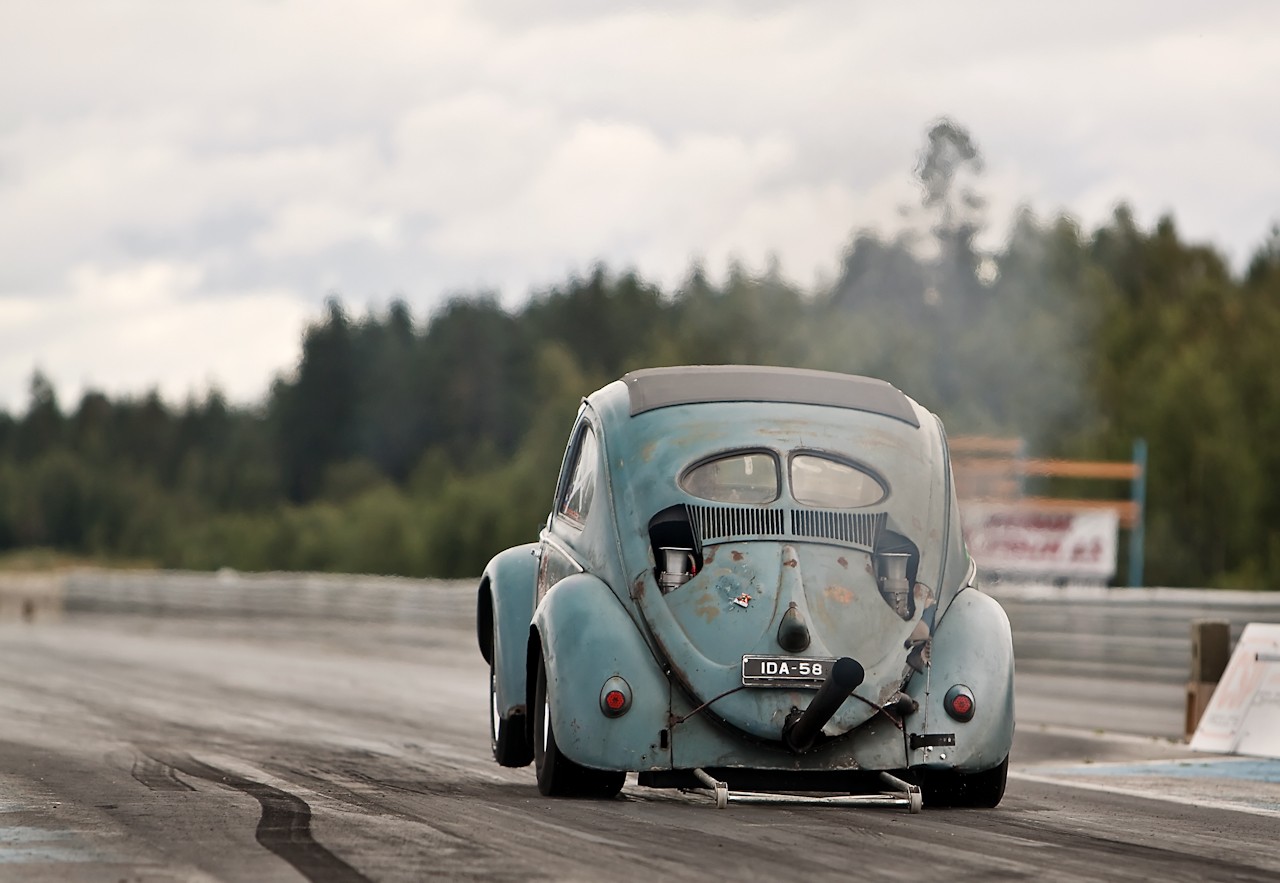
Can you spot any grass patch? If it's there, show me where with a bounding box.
[0,548,158,572]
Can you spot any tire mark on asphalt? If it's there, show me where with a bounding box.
[154,752,371,883]
[130,754,196,792]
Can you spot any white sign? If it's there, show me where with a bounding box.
[961,504,1119,580]
[1190,623,1280,758]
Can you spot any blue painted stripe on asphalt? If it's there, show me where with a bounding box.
[1038,757,1280,783]
[0,827,75,844]
[0,846,99,863]
[0,827,99,863]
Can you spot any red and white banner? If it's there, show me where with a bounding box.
[961,504,1119,580]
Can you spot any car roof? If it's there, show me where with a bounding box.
[619,365,920,427]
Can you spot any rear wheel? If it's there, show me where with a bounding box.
[490,652,532,767]
[922,755,1008,808]
[533,655,625,798]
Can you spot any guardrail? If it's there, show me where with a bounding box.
[7,570,1280,688]
[987,582,1280,684]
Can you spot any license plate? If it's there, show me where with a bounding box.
[741,655,836,687]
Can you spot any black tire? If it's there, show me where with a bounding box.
[922,755,1008,808]
[533,655,625,798]
[490,655,533,767]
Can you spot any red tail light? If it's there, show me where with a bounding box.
[599,676,632,717]
[944,684,975,722]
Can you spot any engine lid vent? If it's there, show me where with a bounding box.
[687,504,786,545]
[686,505,885,550]
[791,509,885,549]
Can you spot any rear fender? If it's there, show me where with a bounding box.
[906,588,1014,772]
[531,573,672,771]
[478,543,539,722]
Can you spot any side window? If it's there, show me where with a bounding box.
[559,424,599,525]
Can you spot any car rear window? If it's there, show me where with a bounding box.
[680,451,779,504]
[789,453,885,508]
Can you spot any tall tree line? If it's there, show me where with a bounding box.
[3,123,1278,587]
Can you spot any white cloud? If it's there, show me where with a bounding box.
[1,0,1279,408]
[253,203,403,259]
[0,262,311,411]
[428,122,792,257]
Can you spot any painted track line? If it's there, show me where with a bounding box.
[1010,768,1280,820]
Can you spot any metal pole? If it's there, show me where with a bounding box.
[1128,438,1147,587]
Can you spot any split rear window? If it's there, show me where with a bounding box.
[680,451,779,504]
[789,453,885,508]
[680,450,886,508]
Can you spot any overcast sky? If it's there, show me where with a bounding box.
[2,1,1277,412]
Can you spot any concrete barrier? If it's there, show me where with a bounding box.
[60,568,474,628]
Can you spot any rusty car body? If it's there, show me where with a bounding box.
[476,365,1014,809]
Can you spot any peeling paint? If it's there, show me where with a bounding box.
[713,576,738,597]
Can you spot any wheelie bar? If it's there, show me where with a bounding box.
[691,768,923,813]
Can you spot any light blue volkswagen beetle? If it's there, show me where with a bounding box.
[477,366,1013,810]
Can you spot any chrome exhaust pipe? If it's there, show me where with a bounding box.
[781,656,864,753]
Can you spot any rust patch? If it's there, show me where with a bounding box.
[731,550,744,562]
[782,558,798,568]
[825,585,854,605]
[836,556,848,569]
[704,548,717,565]
[694,594,721,624]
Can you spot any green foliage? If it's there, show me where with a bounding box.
[4,122,1280,588]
